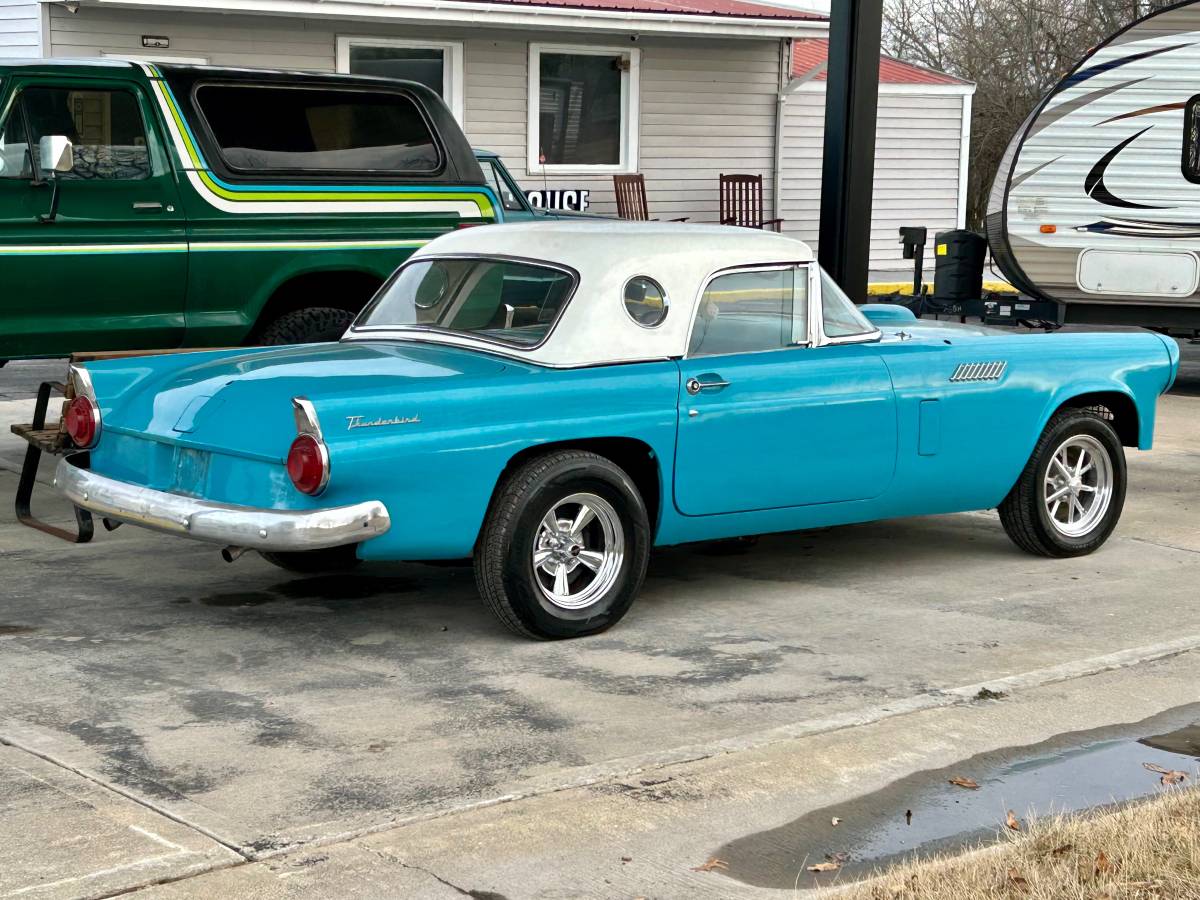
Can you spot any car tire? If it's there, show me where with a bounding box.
[258,307,356,346]
[999,408,1127,558]
[260,545,362,574]
[475,450,651,640]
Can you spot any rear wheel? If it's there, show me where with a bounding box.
[260,544,362,574]
[258,307,356,346]
[999,409,1126,558]
[475,450,650,640]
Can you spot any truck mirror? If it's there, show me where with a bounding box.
[38,135,74,175]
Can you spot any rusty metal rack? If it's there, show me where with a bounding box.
[11,375,94,543]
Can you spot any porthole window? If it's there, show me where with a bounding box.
[623,277,668,328]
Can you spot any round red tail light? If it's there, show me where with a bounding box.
[286,433,329,496]
[65,395,99,448]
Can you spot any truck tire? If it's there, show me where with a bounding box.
[260,545,362,574]
[999,409,1126,558]
[258,308,356,346]
[475,450,651,640]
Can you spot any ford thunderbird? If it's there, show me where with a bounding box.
[52,223,1181,639]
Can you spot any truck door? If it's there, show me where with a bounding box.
[0,76,186,358]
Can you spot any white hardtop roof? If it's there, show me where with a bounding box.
[355,222,815,368]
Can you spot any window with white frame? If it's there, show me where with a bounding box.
[336,36,464,124]
[528,43,639,174]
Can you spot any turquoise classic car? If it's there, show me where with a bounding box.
[53,223,1180,639]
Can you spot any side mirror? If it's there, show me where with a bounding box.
[35,136,73,224]
[39,135,74,175]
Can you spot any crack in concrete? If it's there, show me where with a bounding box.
[361,844,507,899]
[1129,536,1200,556]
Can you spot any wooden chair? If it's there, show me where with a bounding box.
[613,174,688,222]
[719,174,784,231]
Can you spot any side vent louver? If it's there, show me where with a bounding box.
[950,361,1008,383]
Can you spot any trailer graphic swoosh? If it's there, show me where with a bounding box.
[1085,128,1170,210]
[1032,78,1149,137]
[1064,42,1192,88]
[1079,217,1200,238]
[1099,102,1186,126]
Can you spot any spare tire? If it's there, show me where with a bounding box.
[259,308,356,345]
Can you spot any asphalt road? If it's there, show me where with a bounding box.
[0,336,1196,898]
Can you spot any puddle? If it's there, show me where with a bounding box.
[715,705,1200,890]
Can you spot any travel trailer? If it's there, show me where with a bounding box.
[988,0,1200,331]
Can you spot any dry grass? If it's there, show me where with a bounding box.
[834,787,1200,900]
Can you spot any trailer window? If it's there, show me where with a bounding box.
[1185,95,1200,182]
[196,84,440,175]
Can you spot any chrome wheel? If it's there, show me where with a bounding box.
[532,492,624,611]
[1043,435,1113,538]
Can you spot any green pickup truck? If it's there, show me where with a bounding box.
[0,59,500,360]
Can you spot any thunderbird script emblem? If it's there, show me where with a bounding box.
[346,414,421,431]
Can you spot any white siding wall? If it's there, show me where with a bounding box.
[781,86,968,274]
[47,6,782,221]
[0,0,42,58]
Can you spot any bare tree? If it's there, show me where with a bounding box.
[884,0,1146,229]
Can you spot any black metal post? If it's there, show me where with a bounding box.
[819,0,883,303]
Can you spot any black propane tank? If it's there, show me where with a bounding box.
[933,230,987,304]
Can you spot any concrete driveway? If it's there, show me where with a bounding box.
[0,344,1197,898]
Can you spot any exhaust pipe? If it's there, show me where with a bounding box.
[221,546,248,563]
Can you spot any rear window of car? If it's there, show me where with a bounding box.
[195,84,440,175]
[358,257,577,349]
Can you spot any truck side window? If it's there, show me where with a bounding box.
[0,104,32,179]
[22,87,150,180]
[196,84,441,175]
[482,160,526,212]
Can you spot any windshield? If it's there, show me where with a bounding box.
[358,257,577,348]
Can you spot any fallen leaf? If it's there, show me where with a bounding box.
[831,817,842,827]
[1007,867,1030,892]
[949,776,981,790]
[1095,851,1114,876]
[1006,810,1021,831]
[620,856,632,863]
[807,861,841,873]
[692,858,728,873]
[1051,844,1073,858]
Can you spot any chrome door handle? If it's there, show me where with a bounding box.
[132,201,164,212]
[686,377,731,395]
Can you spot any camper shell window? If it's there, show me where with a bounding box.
[194,83,442,176]
[1184,94,1200,183]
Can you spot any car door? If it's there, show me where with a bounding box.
[0,75,186,358]
[674,264,898,517]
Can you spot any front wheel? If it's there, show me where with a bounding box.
[475,450,651,640]
[999,409,1127,558]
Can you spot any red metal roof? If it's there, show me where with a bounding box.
[792,38,969,85]
[468,0,825,19]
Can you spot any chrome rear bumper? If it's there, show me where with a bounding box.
[55,459,390,551]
